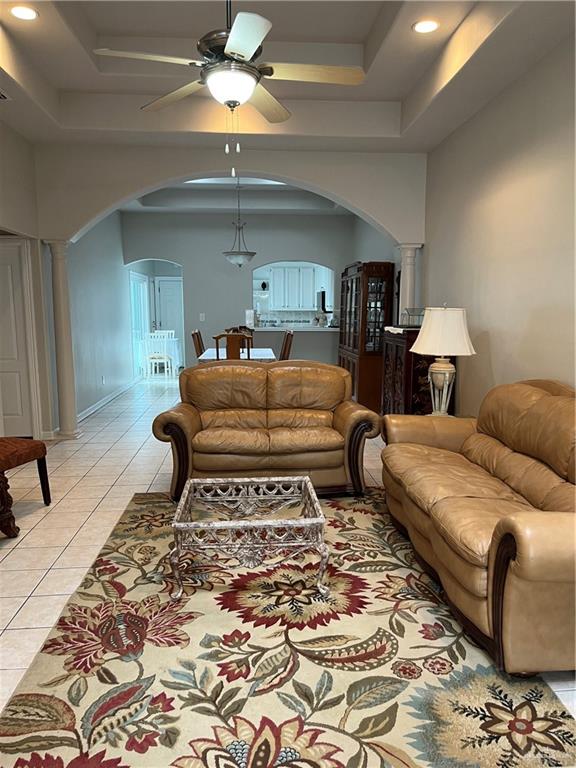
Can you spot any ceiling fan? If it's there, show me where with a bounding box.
[93,0,364,123]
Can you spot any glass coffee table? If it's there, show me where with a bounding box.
[169,476,329,600]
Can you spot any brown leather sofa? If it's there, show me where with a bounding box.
[153,360,380,500]
[381,380,575,674]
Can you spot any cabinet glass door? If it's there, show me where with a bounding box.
[364,277,386,352]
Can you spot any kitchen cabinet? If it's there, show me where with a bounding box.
[299,266,316,309]
[254,262,335,312]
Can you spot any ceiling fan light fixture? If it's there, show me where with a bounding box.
[412,19,439,34]
[10,5,38,20]
[206,63,258,106]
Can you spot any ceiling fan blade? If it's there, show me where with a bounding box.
[224,12,272,62]
[262,62,364,85]
[141,80,205,112]
[249,83,291,123]
[94,48,202,68]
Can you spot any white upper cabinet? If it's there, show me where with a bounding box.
[253,262,334,311]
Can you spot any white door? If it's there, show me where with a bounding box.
[299,266,316,309]
[129,272,150,378]
[285,267,300,309]
[0,241,34,435]
[155,277,184,367]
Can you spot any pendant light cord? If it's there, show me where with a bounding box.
[226,0,232,30]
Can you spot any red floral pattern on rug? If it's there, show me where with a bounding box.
[216,562,369,630]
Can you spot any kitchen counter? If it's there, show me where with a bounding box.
[254,327,340,332]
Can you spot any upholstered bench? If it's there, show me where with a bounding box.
[0,438,51,538]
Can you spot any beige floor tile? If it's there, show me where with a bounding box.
[0,535,24,553]
[6,477,39,490]
[33,567,88,596]
[23,488,66,502]
[0,597,27,629]
[0,668,27,712]
[47,499,100,513]
[33,515,88,533]
[8,594,70,629]
[62,488,108,500]
[70,528,113,547]
[16,527,77,548]
[0,547,64,571]
[53,546,102,569]
[0,570,47,597]
[0,627,52,668]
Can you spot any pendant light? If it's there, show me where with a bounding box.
[223,175,256,267]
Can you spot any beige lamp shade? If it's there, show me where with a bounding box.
[410,307,476,357]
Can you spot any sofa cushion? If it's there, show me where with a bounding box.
[182,365,267,410]
[430,497,537,568]
[268,409,333,429]
[462,433,575,512]
[477,382,575,482]
[381,444,527,514]
[268,366,348,410]
[269,427,344,454]
[193,428,269,455]
[200,409,266,430]
[193,450,344,472]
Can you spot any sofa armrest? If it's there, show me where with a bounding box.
[491,512,576,583]
[152,403,202,500]
[333,402,380,495]
[382,415,477,453]
[333,401,381,441]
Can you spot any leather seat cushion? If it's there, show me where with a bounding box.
[192,428,269,455]
[269,427,344,454]
[382,444,527,514]
[268,409,333,429]
[431,497,537,568]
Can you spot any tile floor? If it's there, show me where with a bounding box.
[0,378,574,716]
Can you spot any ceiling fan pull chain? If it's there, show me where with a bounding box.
[235,108,241,154]
[224,106,230,155]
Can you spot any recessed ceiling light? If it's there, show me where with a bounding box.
[10,6,38,20]
[413,20,439,34]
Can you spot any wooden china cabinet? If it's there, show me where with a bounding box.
[381,328,455,415]
[338,261,395,412]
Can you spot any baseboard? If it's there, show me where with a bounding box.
[78,377,142,422]
[40,430,58,441]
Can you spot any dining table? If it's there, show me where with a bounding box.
[198,347,276,362]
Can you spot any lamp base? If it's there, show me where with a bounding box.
[428,357,456,416]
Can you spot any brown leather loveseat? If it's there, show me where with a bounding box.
[381,380,575,674]
[153,360,380,500]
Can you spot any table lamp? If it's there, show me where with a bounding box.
[410,307,475,415]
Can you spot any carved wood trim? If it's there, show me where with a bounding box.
[0,471,19,538]
[164,423,189,502]
[492,532,517,671]
[348,420,372,496]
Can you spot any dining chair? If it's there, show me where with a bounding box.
[145,331,173,376]
[191,329,205,356]
[279,330,294,360]
[225,326,253,349]
[213,332,252,360]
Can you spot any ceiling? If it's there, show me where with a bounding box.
[120,177,353,215]
[0,0,573,152]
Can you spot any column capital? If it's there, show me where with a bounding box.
[45,240,70,259]
[396,243,423,251]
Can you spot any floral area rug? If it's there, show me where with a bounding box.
[1,490,574,768]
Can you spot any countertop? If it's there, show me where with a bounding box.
[254,327,340,333]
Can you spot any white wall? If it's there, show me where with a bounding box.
[122,212,357,363]
[34,146,426,245]
[67,212,134,416]
[424,38,575,415]
[0,121,37,237]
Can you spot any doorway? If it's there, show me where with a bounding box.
[129,271,151,379]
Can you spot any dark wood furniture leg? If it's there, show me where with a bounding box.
[37,457,51,506]
[0,471,19,538]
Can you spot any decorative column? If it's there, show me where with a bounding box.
[46,240,81,439]
[397,243,423,322]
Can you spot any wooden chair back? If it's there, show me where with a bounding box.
[213,332,252,360]
[279,330,294,360]
[191,329,205,356]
